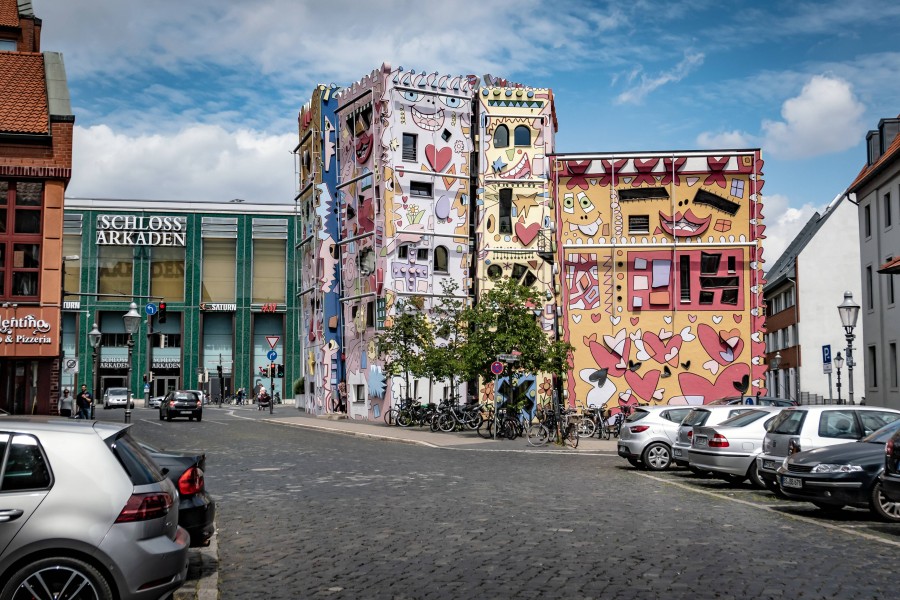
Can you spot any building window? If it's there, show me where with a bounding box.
[868,345,878,388]
[886,193,893,228]
[679,255,691,302]
[252,239,286,304]
[63,236,81,295]
[514,125,531,146]
[498,188,512,234]
[0,39,16,51]
[410,181,432,198]
[201,238,236,303]
[416,248,428,261]
[493,124,509,148]
[888,256,896,305]
[864,204,871,237]
[358,248,375,275]
[398,244,409,259]
[628,215,650,234]
[355,384,365,403]
[151,246,185,303]
[434,246,448,272]
[890,342,898,389]
[402,133,417,162]
[700,252,721,275]
[0,181,43,299]
[98,245,133,301]
[866,266,873,310]
[727,255,736,273]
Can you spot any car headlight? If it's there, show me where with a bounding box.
[811,464,864,473]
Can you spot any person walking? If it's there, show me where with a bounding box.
[75,384,93,420]
[236,387,245,405]
[59,388,74,418]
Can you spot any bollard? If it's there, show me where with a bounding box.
[124,409,132,423]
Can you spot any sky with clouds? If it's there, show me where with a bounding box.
[38,0,900,267]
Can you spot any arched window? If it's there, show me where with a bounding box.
[434,246,448,272]
[493,124,509,148]
[514,125,531,146]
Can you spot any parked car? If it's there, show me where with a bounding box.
[776,419,900,521]
[0,418,189,600]
[186,389,209,405]
[141,441,216,547]
[148,394,166,409]
[159,390,203,422]
[103,386,134,409]
[617,405,694,470]
[672,405,756,469]
[882,425,900,502]
[708,395,797,407]
[757,405,900,493]
[688,407,783,487]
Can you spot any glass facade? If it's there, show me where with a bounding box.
[201,238,236,302]
[98,245,133,301]
[151,246,185,302]
[252,239,286,303]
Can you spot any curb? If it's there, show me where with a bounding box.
[174,530,219,600]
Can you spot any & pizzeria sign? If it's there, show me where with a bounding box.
[0,314,53,344]
[96,215,187,246]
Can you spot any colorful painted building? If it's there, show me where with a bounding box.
[296,84,344,414]
[552,151,767,413]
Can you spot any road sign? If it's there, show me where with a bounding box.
[490,361,504,375]
[266,336,279,349]
[64,358,79,374]
[145,302,157,315]
[267,350,277,361]
[497,354,520,362]
[823,344,832,374]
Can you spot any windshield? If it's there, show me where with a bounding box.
[682,409,710,427]
[770,409,805,435]
[860,419,900,444]
[719,409,769,428]
[626,409,650,423]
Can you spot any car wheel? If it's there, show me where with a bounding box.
[870,481,900,523]
[188,416,194,421]
[1,556,113,600]
[747,461,766,489]
[641,442,671,471]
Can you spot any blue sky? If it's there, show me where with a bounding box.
[40,0,900,263]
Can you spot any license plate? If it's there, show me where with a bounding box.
[673,448,683,457]
[695,437,708,447]
[781,476,802,489]
[762,460,777,470]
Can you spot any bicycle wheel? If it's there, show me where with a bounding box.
[502,417,518,440]
[565,424,580,448]
[476,417,494,439]
[397,410,414,427]
[526,423,550,447]
[576,417,596,438]
[429,413,441,432]
[384,407,400,426]
[438,412,457,433]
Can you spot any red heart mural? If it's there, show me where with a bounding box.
[697,323,744,365]
[585,334,627,377]
[678,363,750,404]
[515,221,540,245]
[625,369,661,402]
[425,145,452,172]
[642,331,683,367]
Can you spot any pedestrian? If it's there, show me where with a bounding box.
[75,384,93,419]
[257,386,270,411]
[236,387,245,405]
[59,388,74,418]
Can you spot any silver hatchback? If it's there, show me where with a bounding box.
[0,418,189,600]
[617,405,694,470]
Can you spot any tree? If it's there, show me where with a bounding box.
[376,296,433,402]
[426,279,469,399]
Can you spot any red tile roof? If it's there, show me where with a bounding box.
[848,118,900,192]
[0,52,49,134]
[878,256,900,275]
[0,0,18,28]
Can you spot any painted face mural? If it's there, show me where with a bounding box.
[556,153,767,415]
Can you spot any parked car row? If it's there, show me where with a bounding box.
[0,417,216,600]
[618,403,900,522]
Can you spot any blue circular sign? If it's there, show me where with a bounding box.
[267,350,277,361]
[145,303,158,315]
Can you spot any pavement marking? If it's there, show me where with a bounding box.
[637,472,900,549]
[226,411,257,421]
[251,468,282,471]
[138,419,162,427]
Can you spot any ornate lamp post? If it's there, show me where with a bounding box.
[123,302,141,423]
[837,291,860,405]
[88,322,102,418]
[833,351,844,405]
[770,351,782,398]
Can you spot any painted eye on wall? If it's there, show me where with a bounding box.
[440,96,463,108]
[402,91,422,102]
[578,194,595,212]
[563,194,575,214]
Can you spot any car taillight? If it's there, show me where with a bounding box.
[630,425,649,433]
[178,466,205,495]
[115,492,173,523]
[887,439,894,456]
[709,434,729,448]
[687,430,693,440]
[788,438,801,455]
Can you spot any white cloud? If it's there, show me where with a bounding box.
[759,193,823,268]
[68,125,297,203]
[696,75,866,160]
[614,50,705,105]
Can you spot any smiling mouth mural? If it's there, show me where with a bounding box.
[411,106,445,132]
[355,133,373,164]
[658,209,711,237]
[498,153,532,179]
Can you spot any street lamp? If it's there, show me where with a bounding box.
[837,291,860,405]
[123,302,141,422]
[833,351,844,404]
[88,322,102,419]
[770,351,782,398]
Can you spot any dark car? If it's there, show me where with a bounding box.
[708,395,797,407]
[141,441,216,547]
[882,425,900,503]
[159,390,203,422]
[776,419,900,522]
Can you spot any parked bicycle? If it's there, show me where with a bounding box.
[527,404,579,448]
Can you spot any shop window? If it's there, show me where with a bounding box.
[514,125,531,146]
[98,245,133,302]
[434,246,448,272]
[252,239,286,304]
[151,246,186,303]
[0,181,43,300]
[494,125,509,148]
[202,238,237,303]
[498,189,512,234]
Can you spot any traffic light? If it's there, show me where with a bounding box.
[158,301,167,323]
[269,363,276,378]
[217,365,223,379]
[276,364,284,378]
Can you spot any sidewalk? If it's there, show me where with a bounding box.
[265,410,620,453]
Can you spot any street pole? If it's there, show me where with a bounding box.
[836,366,842,404]
[846,336,855,405]
[125,334,134,423]
[270,363,275,414]
[146,312,153,409]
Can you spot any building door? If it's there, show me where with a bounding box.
[154,377,179,397]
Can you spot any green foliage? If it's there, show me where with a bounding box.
[425,279,469,388]
[376,297,433,395]
[293,376,305,395]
